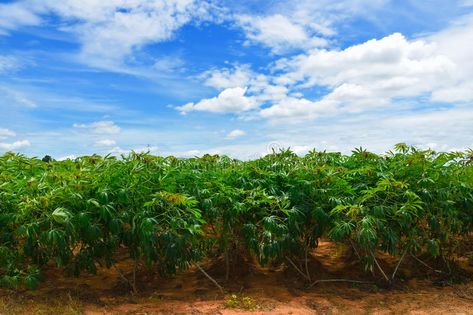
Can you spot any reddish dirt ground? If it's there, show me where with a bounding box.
[2,241,473,314]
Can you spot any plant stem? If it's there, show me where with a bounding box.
[411,254,443,273]
[285,256,311,281]
[133,260,137,293]
[195,263,224,294]
[225,249,230,281]
[349,240,362,261]
[391,249,407,280]
[114,265,137,294]
[304,247,311,281]
[371,251,390,282]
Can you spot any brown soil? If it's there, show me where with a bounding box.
[2,241,473,315]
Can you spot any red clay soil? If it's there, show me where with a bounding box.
[2,241,473,314]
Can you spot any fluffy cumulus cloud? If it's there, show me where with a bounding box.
[0,140,31,151]
[183,65,291,118]
[184,27,473,123]
[176,87,258,113]
[226,129,246,139]
[276,33,455,90]
[202,66,290,103]
[73,121,121,134]
[260,33,456,119]
[260,97,337,121]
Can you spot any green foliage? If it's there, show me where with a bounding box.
[0,145,472,288]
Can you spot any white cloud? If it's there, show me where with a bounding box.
[202,65,289,102]
[58,154,77,161]
[260,97,337,121]
[233,0,388,53]
[170,9,473,139]
[277,33,454,90]
[291,145,311,156]
[260,32,461,121]
[431,81,473,103]
[263,105,473,157]
[107,145,158,155]
[237,14,326,53]
[176,87,258,113]
[202,65,253,89]
[0,0,390,68]
[0,86,37,108]
[0,2,41,34]
[152,55,186,73]
[226,129,246,139]
[72,1,200,66]
[250,81,289,102]
[0,0,213,68]
[428,14,473,103]
[181,149,201,157]
[133,146,159,154]
[94,139,116,147]
[73,121,121,134]
[0,56,20,73]
[280,0,389,36]
[186,31,465,122]
[0,140,31,151]
[0,128,16,139]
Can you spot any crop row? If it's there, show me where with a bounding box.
[1,143,472,290]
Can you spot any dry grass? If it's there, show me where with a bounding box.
[0,293,83,315]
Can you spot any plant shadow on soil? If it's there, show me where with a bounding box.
[2,241,473,314]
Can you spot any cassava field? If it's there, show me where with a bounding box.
[1,143,473,314]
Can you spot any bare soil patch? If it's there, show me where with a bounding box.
[2,241,473,314]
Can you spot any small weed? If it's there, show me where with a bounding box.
[225,293,259,310]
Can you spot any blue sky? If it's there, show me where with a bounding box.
[1,0,473,159]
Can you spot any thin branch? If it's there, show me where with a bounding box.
[309,278,373,288]
[224,249,230,281]
[132,260,137,293]
[410,254,443,273]
[286,256,311,281]
[371,251,390,282]
[391,249,408,280]
[349,240,362,261]
[195,262,224,294]
[114,265,137,294]
[304,247,312,281]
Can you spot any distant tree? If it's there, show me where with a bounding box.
[42,155,53,163]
